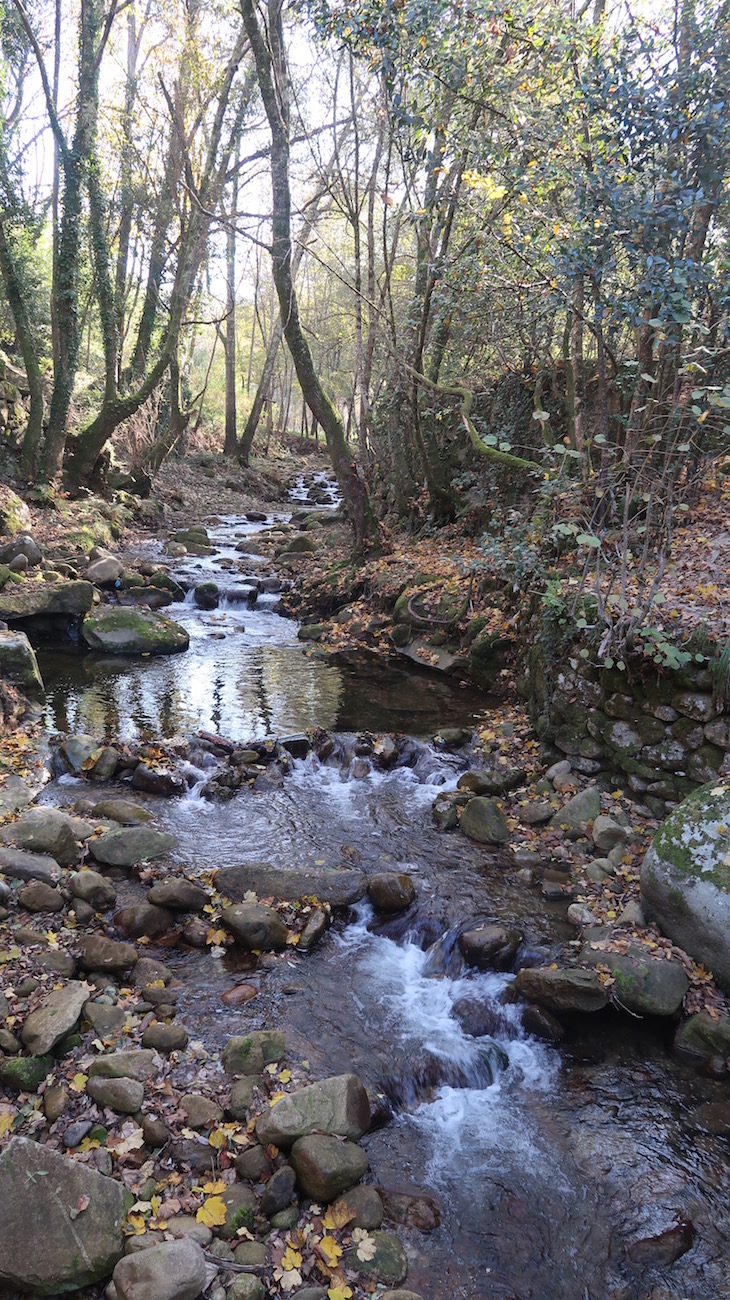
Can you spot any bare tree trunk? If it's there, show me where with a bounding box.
[241,0,379,553]
[223,149,239,456]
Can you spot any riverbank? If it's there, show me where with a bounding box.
[2,460,730,1299]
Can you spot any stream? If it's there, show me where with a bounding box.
[33,489,730,1300]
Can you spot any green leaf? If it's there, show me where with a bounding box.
[576,533,601,548]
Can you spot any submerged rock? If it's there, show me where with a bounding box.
[216,862,366,906]
[458,923,523,971]
[0,1136,125,1294]
[641,781,730,990]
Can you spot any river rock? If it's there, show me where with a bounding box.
[81,935,138,972]
[20,980,90,1054]
[133,956,173,987]
[592,815,628,853]
[1,807,81,867]
[367,872,416,912]
[222,1030,285,1076]
[641,782,730,990]
[0,1053,54,1091]
[0,486,31,535]
[674,1010,730,1061]
[332,1185,384,1229]
[89,1049,158,1081]
[180,1094,223,1128]
[345,1230,408,1286]
[58,734,99,774]
[581,942,688,1016]
[298,907,329,951]
[514,966,609,1013]
[290,1134,368,1201]
[90,826,178,867]
[131,765,186,796]
[84,1001,126,1037]
[87,1075,145,1114]
[215,862,366,906]
[147,878,208,912]
[0,579,94,620]
[194,581,219,610]
[0,629,43,690]
[458,923,522,970]
[260,1165,297,1216]
[85,555,123,586]
[82,606,190,656]
[93,798,153,824]
[458,797,509,844]
[0,1136,126,1293]
[222,902,287,950]
[0,846,59,883]
[112,1238,206,1300]
[256,1073,370,1147]
[18,880,64,912]
[166,1216,213,1247]
[626,1219,695,1267]
[142,1022,188,1052]
[115,902,175,939]
[234,1141,269,1179]
[69,869,117,908]
[552,786,601,828]
[0,533,42,566]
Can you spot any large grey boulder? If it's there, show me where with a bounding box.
[458,797,509,844]
[216,861,366,906]
[256,1074,370,1147]
[80,934,138,972]
[85,555,123,586]
[0,1136,125,1294]
[82,605,189,656]
[89,826,177,868]
[1,807,81,867]
[0,846,59,883]
[222,902,287,950]
[68,869,117,909]
[290,1134,368,1202]
[112,1238,206,1300]
[514,966,608,1013]
[641,781,730,990]
[580,943,688,1016]
[0,579,94,620]
[20,981,90,1055]
[0,629,43,690]
[551,786,601,829]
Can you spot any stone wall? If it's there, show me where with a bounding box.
[526,650,729,818]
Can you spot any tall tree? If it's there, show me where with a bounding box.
[240,0,380,553]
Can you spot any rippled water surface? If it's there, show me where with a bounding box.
[37,500,730,1300]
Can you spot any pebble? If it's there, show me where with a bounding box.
[62,1120,94,1149]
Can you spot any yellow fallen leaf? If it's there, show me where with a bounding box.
[196,1196,228,1228]
[322,1201,355,1231]
[206,928,228,946]
[269,1090,286,1105]
[319,1236,342,1267]
[0,1109,16,1137]
[124,1213,147,1236]
[201,1179,227,1194]
[328,1284,353,1300]
[278,1069,292,1084]
[208,1128,227,1149]
[281,1246,302,1271]
[70,1073,88,1093]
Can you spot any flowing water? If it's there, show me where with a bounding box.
[35,496,730,1300]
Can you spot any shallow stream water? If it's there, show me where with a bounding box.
[35,494,730,1300]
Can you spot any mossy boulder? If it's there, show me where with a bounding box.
[641,781,730,990]
[0,629,43,690]
[82,605,189,656]
[0,579,93,621]
[0,486,31,536]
